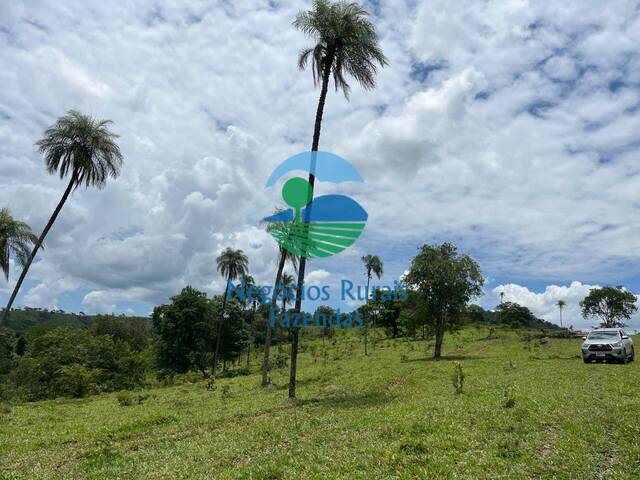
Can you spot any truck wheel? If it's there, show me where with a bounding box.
[583,357,589,364]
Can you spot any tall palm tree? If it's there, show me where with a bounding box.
[287,0,388,399]
[240,274,256,367]
[556,299,566,328]
[362,254,383,355]
[212,247,249,380]
[262,219,298,386]
[3,110,122,324]
[0,208,39,285]
[280,272,295,313]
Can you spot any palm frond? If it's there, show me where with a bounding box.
[36,110,123,190]
[216,247,249,282]
[293,0,388,98]
[0,208,39,281]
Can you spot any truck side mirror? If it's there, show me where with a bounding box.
[622,335,629,339]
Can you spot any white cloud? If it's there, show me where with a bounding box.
[2,0,640,315]
[492,282,640,331]
[305,269,331,286]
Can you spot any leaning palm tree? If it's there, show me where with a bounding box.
[0,208,39,286]
[262,217,299,386]
[362,254,383,355]
[556,299,566,328]
[212,247,249,380]
[2,110,122,324]
[287,0,388,399]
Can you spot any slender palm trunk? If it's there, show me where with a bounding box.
[289,49,335,399]
[364,272,371,356]
[559,307,563,328]
[247,301,256,368]
[261,253,286,386]
[434,314,446,359]
[2,175,76,324]
[212,276,231,380]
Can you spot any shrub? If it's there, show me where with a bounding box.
[56,364,101,398]
[221,385,231,399]
[117,391,134,406]
[117,391,150,406]
[503,384,517,408]
[274,352,288,369]
[218,367,250,379]
[452,362,465,395]
[8,328,150,400]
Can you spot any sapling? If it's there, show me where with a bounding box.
[452,362,465,395]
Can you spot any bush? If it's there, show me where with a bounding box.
[117,391,134,406]
[452,362,465,395]
[56,364,100,398]
[7,327,150,400]
[117,390,150,407]
[503,384,517,408]
[217,367,250,379]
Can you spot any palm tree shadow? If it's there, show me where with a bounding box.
[406,355,486,362]
[297,391,391,410]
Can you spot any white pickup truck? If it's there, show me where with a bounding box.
[581,328,634,364]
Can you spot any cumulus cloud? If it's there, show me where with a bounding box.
[492,282,640,331]
[305,269,331,286]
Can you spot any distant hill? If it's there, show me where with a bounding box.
[0,307,149,338]
[468,303,564,331]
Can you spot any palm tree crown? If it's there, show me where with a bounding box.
[281,272,295,307]
[266,215,299,273]
[294,0,388,97]
[216,248,249,282]
[362,254,383,280]
[36,110,123,189]
[556,300,566,308]
[0,209,38,281]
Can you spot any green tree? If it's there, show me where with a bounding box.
[280,272,295,312]
[211,298,248,368]
[91,315,152,351]
[262,219,298,386]
[9,327,146,400]
[556,299,566,327]
[404,243,484,359]
[0,208,38,286]
[213,248,248,379]
[370,289,402,338]
[580,286,637,328]
[3,111,123,323]
[15,335,27,357]
[361,254,383,354]
[496,302,540,328]
[288,0,388,399]
[0,328,15,374]
[152,286,214,376]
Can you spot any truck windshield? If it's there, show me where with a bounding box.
[587,331,619,340]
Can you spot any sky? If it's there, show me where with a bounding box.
[2,0,640,330]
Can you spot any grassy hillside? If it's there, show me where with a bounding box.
[1,326,639,479]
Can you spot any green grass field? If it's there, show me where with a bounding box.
[2,326,639,479]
